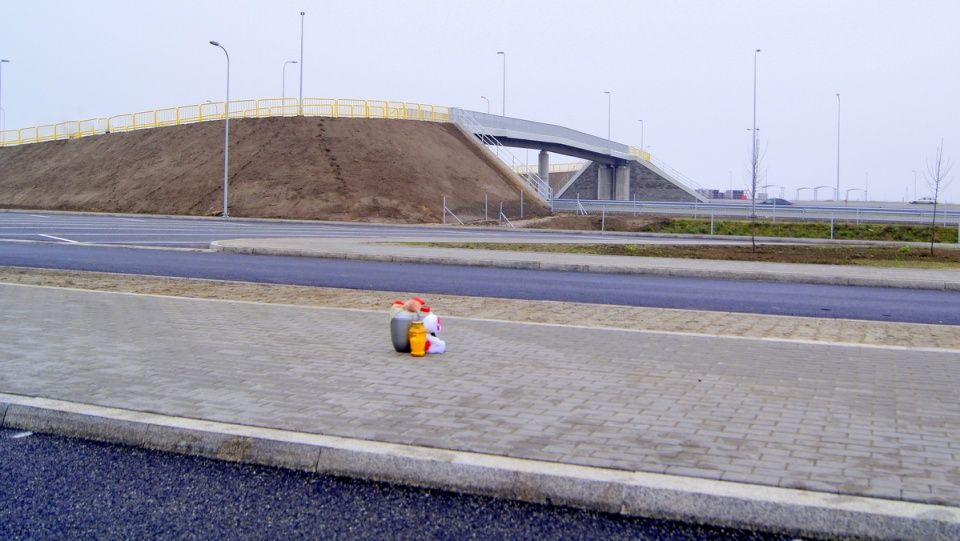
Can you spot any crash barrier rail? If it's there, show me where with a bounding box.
[550,199,960,233]
[514,162,587,174]
[0,98,451,146]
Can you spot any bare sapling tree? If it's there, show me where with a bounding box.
[746,141,767,252]
[925,140,953,255]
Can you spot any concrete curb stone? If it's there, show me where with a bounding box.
[2,394,959,541]
[210,240,960,291]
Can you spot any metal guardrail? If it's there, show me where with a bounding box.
[514,162,587,174]
[550,199,960,226]
[452,109,551,201]
[628,146,702,193]
[0,98,451,146]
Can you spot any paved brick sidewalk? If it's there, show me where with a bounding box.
[3,284,959,510]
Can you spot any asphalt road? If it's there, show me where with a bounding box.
[3,241,959,324]
[0,211,679,248]
[0,428,812,541]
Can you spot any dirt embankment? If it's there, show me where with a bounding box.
[0,117,549,223]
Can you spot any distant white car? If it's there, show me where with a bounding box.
[910,197,937,204]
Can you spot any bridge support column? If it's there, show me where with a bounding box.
[538,150,549,186]
[615,165,631,201]
[598,165,614,199]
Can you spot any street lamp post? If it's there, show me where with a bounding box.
[761,184,783,199]
[604,91,611,140]
[835,93,841,202]
[0,59,9,143]
[846,188,866,201]
[209,41,230,219]
[637,119,643,152]
[299,11,305,115]
[282,60,297,100]
[497,51,505,116]
[751,48,761,217]
[912,169,917,200]
[480,95,489,114]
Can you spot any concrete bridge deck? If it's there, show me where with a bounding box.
[452,109,707,204]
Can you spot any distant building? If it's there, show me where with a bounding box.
[697,189,747,200]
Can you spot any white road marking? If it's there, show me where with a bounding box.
[38,234,80,244]
[10,431,33,439]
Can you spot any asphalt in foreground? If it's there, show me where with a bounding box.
[0,429,812,541]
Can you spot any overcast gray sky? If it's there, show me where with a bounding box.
[2,0,957,203]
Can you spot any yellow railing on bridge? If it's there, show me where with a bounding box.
[0,98,452,147]
[628,146,651,162]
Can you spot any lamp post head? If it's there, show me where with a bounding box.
[497,51,504,55]
[755,48,760,53]
[209,40,219,46]
[0,59,8,63]
[301,11,305,15]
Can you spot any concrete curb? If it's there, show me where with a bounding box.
[3,393,958,541]
[210,241,960,291]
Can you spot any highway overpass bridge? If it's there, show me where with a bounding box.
[451,109,707,205]
[0,97,706,207]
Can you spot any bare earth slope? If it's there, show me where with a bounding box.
[0,117,547,223]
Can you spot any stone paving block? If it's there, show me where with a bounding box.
[4,284,960,515]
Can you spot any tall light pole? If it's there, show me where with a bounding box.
[912,169,917,200]
[209,41,230,218]
[299,11,305,115]
[751,48,760,218]
[480,95,490,114]
[282,60,297,100]
[604,91,611,140]
[497,51,505,116]
[637,119,643,152]
[0,59,9,143]
[836,93,841,202]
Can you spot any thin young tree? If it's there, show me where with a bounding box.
[925,140,953,255]
[746,138,767,252]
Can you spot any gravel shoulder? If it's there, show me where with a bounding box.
[3,266,957,350]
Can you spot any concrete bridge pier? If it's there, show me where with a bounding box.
[538,150,549,188]
[597,164,632,200]
[598,165,613,199]
[615,164,630,200]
